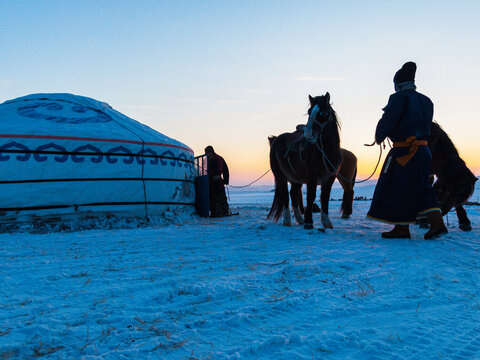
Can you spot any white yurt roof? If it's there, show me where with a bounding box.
[1,93,191,148]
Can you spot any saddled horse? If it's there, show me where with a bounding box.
[429,122,477,230]
[268,135,357,220]
[289,126,357,219]
[267,93,343,229]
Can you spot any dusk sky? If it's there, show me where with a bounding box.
[1,0,479,185]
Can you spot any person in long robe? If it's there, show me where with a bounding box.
[205,145,231,217]
[367,62,448,240]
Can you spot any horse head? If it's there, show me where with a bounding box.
[434,162,477,215]
[304,93,338,144]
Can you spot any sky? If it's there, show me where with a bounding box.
[1,0,479,186]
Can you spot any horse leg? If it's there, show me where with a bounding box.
[337,150,356,219]
[456,205,472,231]
[338,177,354,219]
[304,180,317,229]
[298,186,305,215]
[320,176,335,229]
[279,179,291,226]
[283,206,292,226]
[290,183,304,225]
[341,189,354,219]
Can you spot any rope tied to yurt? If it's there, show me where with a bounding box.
[226,169,271,189]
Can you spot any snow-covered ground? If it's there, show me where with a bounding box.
[1,182,479,359]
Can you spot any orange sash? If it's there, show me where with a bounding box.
[393,136,428,166]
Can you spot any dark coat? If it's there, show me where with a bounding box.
[207,154,229,186]
[207,153,230,217]
[375,90,433,144]
[368,89,440,224]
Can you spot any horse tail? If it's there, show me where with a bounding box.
[267,186,284,221]
[267,141,288,221]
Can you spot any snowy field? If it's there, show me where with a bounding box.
[1,182,480,359]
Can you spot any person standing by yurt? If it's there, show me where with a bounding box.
[205,145,231,217]
[367,61,448,240]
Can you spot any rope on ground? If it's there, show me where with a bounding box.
[226,169,272,189]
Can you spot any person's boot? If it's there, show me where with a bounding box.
[424,211,448,240]
[382,225,410,239]
[415,216,429,229]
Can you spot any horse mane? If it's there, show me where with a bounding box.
[431,121,477,185]
[331,109,341,131]
[326,107,341,146]
[268,135,277,146]
[332,109,341,144]
[430,122,458,159]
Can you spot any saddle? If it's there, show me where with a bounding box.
[284,127,308,160]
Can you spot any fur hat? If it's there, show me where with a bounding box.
[393,62,417,84]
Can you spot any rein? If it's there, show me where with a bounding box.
[352,143,384,184]
[311,120,385,184]
[328,142,384,184]
[316,133,342,176]
[305,104,342,176]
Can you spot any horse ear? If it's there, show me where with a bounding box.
[325,92,330,103]
[309,95,314,104]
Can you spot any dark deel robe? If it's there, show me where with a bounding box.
[207,153,230,217]
[367,89,440,224]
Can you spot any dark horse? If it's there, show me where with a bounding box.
[288,125,357,219]
[268,93,342,229]
[429,122,477,230]
[268,137,358,220]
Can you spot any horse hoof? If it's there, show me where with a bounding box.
[294,215,304,225]
[321,213,333,229]
[459,223,472,231]
[304,223,314,229]
[293,209,304,225]
[341,214,350,219]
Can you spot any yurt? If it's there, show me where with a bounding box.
[0,93,195,223]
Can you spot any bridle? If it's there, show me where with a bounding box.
[304,104,340,175]
[304,104,334,143]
